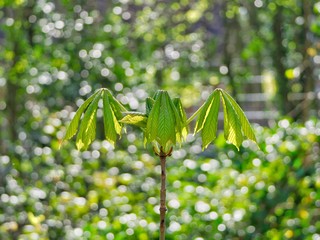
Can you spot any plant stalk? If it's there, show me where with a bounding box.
[159,150,167,240]
[186,103,204,125]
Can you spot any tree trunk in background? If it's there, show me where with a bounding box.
[4,7,20,142]
[272,6,290,115]
[7,81,18,142]
[222,4,240,99]
[300,0,314,120]
[245,2,263,75]
[155,69,163,88]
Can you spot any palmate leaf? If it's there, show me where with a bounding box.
[145,90,180,152]
[63,90,101,142]
[62,88,126,150]
[76,91,101,150]
[192,88,258,150]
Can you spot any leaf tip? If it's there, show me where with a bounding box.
[76,140,84,151]
[58,138,64,150]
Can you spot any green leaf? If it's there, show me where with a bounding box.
[146,97,155,116]
[102,92,122,147]
[146,90,177,150]
[76,91,101,150]
[221,90,257,143]
[104,89,127,120]
[120,112,147,128]
[220,91,243,150]
[152,90,161,100]
[220,91,230,141]
[173,98,187,122]
[172,98,188,143]
[157,92,176,147]
[191,88,257,150]
[194,92,215,134]
[62,88,127,150]
[63,90,101,142]
[146,92,161,143]
[201,90,220,149]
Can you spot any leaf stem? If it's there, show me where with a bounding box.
[186,103,204,125]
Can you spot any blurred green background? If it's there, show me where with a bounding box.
[0,0,320,239]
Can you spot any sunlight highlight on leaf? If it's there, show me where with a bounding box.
[62,90,101,143]
[191,88,258,150]
[76,91,101,150]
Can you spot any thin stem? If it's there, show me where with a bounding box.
[159,151,167,240]
[186,103,204,125]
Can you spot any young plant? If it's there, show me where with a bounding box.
[62,87,258,240]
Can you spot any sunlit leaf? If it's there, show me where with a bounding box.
[76,91,101,150]
[63,90,101,143]
[146,90,179,151]
[102,92,122,147]
[221,90,257,144]
[104,88,127,119]
[201,90,220,149]
[120,112,147,128]
[191,88,257,150]
[172,97,188,142]
[194,92,215,134]
[220,91,243,150]
[146,92,161,142]
[157,92,176,147]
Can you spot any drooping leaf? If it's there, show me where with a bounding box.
[171,98,188,143]
[104,89,127,120]
[76,91,101,150]
[191,88,258,150]
[145,90,179,152]
[220,91,230,141]
[120,112,147,128]
[194,92,215,134]
[221,91,257,143]
[220,91,243,150]
[153,90,161,100]
[146,93,161,143]
[168,99,182,143]
[146,97,155,116]
[63,90,101,142]
[157,92,176,147]
[102,92,122,147]
[173,98,187,122]
[201,90,220,149]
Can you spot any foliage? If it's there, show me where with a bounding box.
[62,89,126,150]
[191,89,257,150]
[62,88,257,154]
